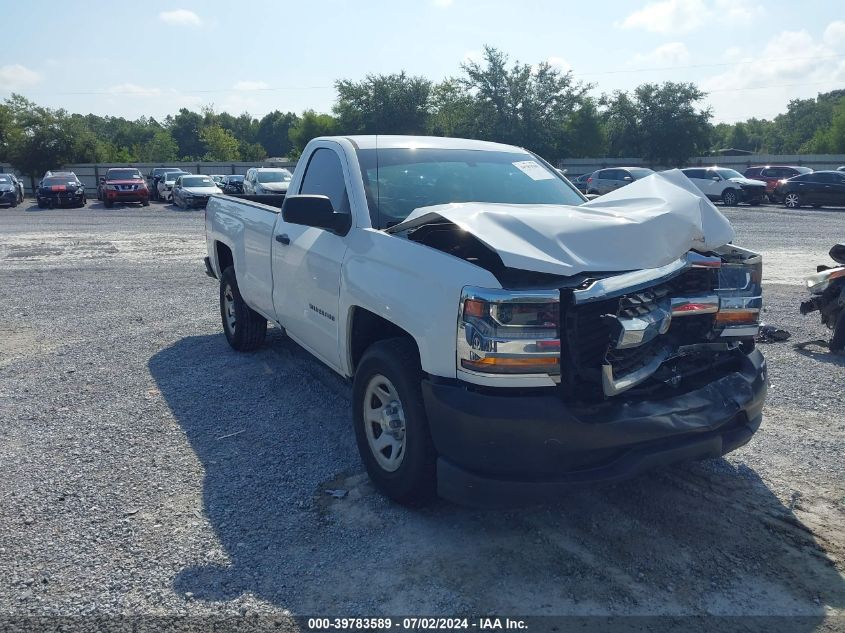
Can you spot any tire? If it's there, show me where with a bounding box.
[75,196,86,208]
[748,198,762,206]
[352,338,437,505]
[142,198,150,207]
[37,200,46,209]
[721,189,739,207]
[10,197,17,208]
[219,266,267,351]
[784,192,801,209]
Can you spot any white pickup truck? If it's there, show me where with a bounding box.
[203,135,767,506]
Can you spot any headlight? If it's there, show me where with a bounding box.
[714,246,763,333]
[458,288,560,375]
[805,268,845,294]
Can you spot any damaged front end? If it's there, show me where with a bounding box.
[455,246,762,399]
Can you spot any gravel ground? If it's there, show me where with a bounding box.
[0,197,843,628]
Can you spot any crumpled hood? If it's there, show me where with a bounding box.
[389,169,735,276]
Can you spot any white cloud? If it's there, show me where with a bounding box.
[714,0,762,21]
[546,56,572,72]
[0,64,41,90]
[158,9,202,27]
[702,27,845,122]
[618,0,762,33]
[632,42,690,66]
[824,20,845,47]
[233,80,270,91]
[106,83,162,97]
[618,0,708,34]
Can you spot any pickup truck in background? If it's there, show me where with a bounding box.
[204,135,767,507]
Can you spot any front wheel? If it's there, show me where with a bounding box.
[142,198,150,207]
[219,266,267,351]
[784,192,801,209]
[722,189,739,206]
[352,338,437,505]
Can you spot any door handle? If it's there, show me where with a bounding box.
[275,234,290,245]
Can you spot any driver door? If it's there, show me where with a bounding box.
[271,143,352,371]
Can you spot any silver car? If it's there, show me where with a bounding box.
[586,167,655,195]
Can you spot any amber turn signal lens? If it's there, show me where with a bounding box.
[715,310,759,325]
[463,299,486,318]
[461,356,560,374]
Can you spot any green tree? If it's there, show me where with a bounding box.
[459,46,591,159]
[200,124,241,161]
[136,129,179,162]
[257,110,298,157]
[165,108,205,159]
[428,79,480,138]
[239,141,268,162]
[602,82,711,165]
[334,72,432,134]
[563,100,606,158]
[288,110,339,156]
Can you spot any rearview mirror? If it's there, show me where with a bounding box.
[282,194,350,234]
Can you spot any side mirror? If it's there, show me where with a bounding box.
[711,175,721,181]
[282,194,350,234]
[623,176,633,182]
[99,176,105,183]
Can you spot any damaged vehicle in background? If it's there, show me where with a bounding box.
[800,243,845,355]
[0,174,24,207]
[204,136,767,507]
[36,173,87,208]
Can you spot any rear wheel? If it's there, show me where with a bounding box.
[721,189,739,207]
[784,192,801,209]
[352,338,437,505]
[142,198,150,207]
[219,266,267,351]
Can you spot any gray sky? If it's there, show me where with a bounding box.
[2,0,844,123]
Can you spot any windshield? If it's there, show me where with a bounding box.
[228,175,244,182]
[107,169,142,180]
[0,176,10,183]
[164,172,186,181]
[356,148,584,228]
[257,170,292,183]
[715,168,743,180]
[181,176,216,188]
[795,166,813,174]
[627,168,655,179]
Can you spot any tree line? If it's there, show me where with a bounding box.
[1,46,843,181]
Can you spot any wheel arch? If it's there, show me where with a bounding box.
[347,306,421,375]
[214,240,234,277]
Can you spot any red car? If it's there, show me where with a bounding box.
[743,165,812,197]
[98,168,150,208]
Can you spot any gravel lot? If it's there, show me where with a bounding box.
[1,197,843,627]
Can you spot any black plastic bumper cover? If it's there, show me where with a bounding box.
[423,349,767,506]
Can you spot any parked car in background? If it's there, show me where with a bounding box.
[210,175,227,188]
[222,174,245,194]
[99,168,149,208]
[38,170,77,193]
[585,167,655,195]
[837,166,845,172]
[774,171,845,209]
[570,173,592,194]
[147,167,184,201]
[172,174,222,209]
[0,174,25,207]
[157,170,190,201]
[680,167,766,206]
[743,165,812,199]
[36,173,87,208]
[243,167,293,194]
